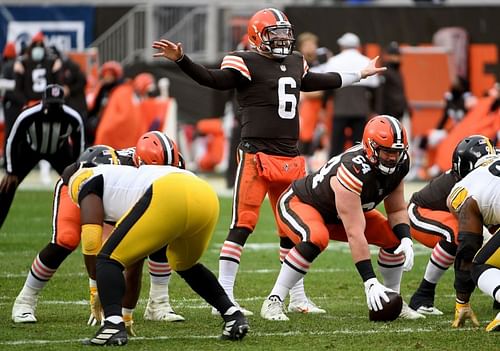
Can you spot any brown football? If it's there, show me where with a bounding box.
[368,291,403,322]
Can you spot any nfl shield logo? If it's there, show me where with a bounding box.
[52,86,60,97]
[280,65,286,72]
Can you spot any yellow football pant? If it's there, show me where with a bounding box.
[100,173,219,271]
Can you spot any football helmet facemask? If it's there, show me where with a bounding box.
[451,134,496,179]
[362,115,408,175]
[134,131,181,167]
[247,8,295,59]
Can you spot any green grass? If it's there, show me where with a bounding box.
[0,190,498,350]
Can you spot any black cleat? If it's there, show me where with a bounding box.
[409,282,436,311]
[493,299,500,310]
[82,321,128,346]
[220,310,249,341]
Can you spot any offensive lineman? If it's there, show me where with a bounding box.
[260,115,421,321]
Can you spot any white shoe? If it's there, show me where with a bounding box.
[288,298,326,314]
[144,298,185,322]
[416,305,443,316]
[211,301,254,317]
[399,301,426,320]
[12,294,38,323]
[260,295,289,321]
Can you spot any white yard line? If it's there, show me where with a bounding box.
[0,327,478,346]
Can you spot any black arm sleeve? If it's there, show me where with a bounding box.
[175,55,241,90]
[300,72,342,92]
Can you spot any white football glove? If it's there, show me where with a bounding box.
[87,286,104,326]
[394,237,414,271]
[364,278,393,311]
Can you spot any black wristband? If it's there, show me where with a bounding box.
[355,259,376,282]
[393,223,411,240]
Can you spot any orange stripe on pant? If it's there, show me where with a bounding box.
[276,189,400,251]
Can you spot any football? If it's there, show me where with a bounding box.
[368,291,403,322]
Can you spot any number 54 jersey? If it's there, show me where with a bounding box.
[292,144,409,224]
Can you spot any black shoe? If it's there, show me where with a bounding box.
[409,281,436,311]
[494,299,500,310]
[82,321,128,346]
[220,310,249,341]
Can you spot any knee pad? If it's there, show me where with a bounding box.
[237,210,259,231]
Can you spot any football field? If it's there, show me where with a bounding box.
[0,190,498,350]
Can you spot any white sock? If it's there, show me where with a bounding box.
[378,249,405,293]
[25,254,57,291]
[219,241,243,301]
[290,278,307,303]
[424,243,454,283]
[270,248,310,301]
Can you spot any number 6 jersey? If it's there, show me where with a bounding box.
[292,144,409,223]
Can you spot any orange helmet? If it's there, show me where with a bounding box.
[134,131,181,167]
[247,8,294,59]
[362,115,408,174]
[133,73,155,96]
[100,61,123,80]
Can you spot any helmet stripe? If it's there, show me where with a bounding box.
[385,115,403,145]
[268,8,286,22]
[152,131,173,166]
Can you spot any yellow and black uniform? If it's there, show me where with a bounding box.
[69,164,248,344]
[69,164,219,269]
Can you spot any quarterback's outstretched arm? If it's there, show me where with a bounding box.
[152,39,240,90]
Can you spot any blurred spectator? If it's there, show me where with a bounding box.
[410,77,477,179]
[376,42,408,121]
[49,46,88,124]
[1,42,20,155]
[133,72,166,132]
[13,32,62,108]
[85,61,124,146]
[296,32,331,171]
[93,73,144,149]
[324,32,379,158]
[12,32,63,185]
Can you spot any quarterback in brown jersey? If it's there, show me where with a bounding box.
[259,115,423,321]
[153,7,385,315]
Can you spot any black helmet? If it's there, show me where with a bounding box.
[451,135,496,179]
[43,84,65,105]
[77,145,120,166]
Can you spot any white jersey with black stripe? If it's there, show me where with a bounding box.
[448,157,500,226]
[69,164,194,222]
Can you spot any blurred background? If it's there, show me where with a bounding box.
[1,0,499,189]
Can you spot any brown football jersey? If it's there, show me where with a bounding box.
[409,171,457,212]
[221,51,307,151]
[292,144,409,224]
